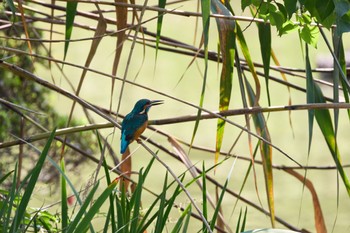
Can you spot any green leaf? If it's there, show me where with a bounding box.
[171,204,191,233]
[64,1,78,60]
[201,163,208,232]
[305,44,315,154]
[300,25,319,48]
[236,24,261,104]
[5,0,16,17]
[315,0,334,21]
[278,20,298,36]
[333,32,350,120]
[313,84,350,197]
[305,44,350,196]
[284,0,297,18]
[61,158,68,233]
[10,129,56,232]
[155,0,167,59]
[191,0,211,147]
[211,0,236,166]
[258,22,271,105]
[241,0,252,11]
[270,11,285,31]
[245,80,274,227]
[73,180,118,233]
[67,182,100,233]
[210,179,228,231]
[334,0,350,34]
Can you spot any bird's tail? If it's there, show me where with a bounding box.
[119,146,131,192]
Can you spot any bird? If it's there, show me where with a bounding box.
[120,99,163,154]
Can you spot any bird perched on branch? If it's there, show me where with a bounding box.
[120,99,163,153]
[119,99,163,191]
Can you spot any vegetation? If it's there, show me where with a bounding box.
[0,0,350,232]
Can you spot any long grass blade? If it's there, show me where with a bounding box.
[154,172,168,233]
[97,132,116,233]
[245,79,275,227]
[211,0,236,166]
[67,182,100,233]
[202,163,208,232]
[10,128,56,232]
[171,204,191,233]
[73,180,118,233]
[332,30,350,120]
[64,1,78,60]
[61,158,68,233]
[313,83,350,196]
[190,0,211,147]
[210,179,228,231]
[1,164,17,231]
[306,44,350,196]
[236,24,261,105]
[305,44,315,154]
[258,21,272,105]
[155,0,167,59]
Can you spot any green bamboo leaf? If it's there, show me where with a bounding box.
[313,84,350,196]
[73,180,118,233]
[10,128,56,232]
[155,0,167,59]
[190,0,211,147]
[211,0,236,166]
[236,24,261,105]
[245,80,275,227]
[64,1,78,60]
[332,31,350,121]
[305,44,315,154]
[258,22,271,105]
[61,158,68,233]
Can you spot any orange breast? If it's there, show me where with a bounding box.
[133,121,148,141]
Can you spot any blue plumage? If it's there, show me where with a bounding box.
[120,99,163,154]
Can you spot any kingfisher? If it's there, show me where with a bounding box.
[120,99,163,154]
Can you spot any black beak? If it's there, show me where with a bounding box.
[150,100,164,106]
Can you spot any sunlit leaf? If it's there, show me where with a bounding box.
[300,25,319,48]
